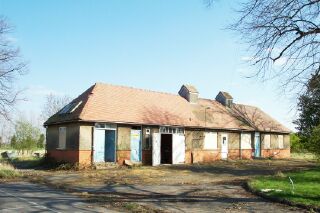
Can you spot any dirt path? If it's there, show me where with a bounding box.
[27,159,316,212]
[67,184,305,212]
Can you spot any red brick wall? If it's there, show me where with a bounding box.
[47,150,79,163]
[116,150,130,165]
[79,150,92,165]
[261,149,290,158]
[47,150,92,165]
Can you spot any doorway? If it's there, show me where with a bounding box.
[93,128,116,163]
[254,132,261,157]
[130,129,142,162]
[161,134,172,164]
[105,130,116,162]
[221,134,228,160]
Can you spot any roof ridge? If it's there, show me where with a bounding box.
[78,84,97,120]
[94,82,180,97]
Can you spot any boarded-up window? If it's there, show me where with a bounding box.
[264,134,271,149]
[241,133,252,149]
[278,135,284,149]
[59,127,67,149]
[204,132,217,150]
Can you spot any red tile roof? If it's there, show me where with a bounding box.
[44,83,290,133]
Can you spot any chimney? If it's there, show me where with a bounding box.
[178,84,199,104]
[215,91,233,107]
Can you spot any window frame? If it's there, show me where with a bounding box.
[278,135,284,149]
[58,127,67,150]
[264,134,271,149]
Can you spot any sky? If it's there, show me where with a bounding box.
[0,0,297,133]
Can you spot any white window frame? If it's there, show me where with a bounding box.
[204,132,218,150]
[94,123,117,130]
[159,126,184,134]
[241,133,252,149]
[58,127,67,149]
[278,135,284,149]
[264,134,271,149]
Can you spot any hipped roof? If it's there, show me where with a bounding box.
[44,83,290,133]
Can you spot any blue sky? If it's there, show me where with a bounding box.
[0,0,296,130]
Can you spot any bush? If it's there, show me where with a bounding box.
[308,125,320,158]
[290,133,304,153]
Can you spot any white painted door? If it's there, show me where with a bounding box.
[221,134,228,160]
[152,133,161,166]
[93,129,105,163]
[172,134,185,164]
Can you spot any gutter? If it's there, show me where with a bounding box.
[44,119,291,134]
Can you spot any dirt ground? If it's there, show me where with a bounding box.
[35,158,317,187]
[25,158,317,212]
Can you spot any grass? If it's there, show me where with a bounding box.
[249,167,320,209]
[0,162,21,179]
[290,152,317,160]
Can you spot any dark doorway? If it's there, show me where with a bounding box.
[161,134,172,164]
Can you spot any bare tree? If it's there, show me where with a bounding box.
[41,93,72,121]
[230,0,320,92]
[228,104,282,131]
[0,17,27,120]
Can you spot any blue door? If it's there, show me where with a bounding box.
[130,130,141,162]
[93,129,105,163]
[254,132,261,157]
[105,130,116,162]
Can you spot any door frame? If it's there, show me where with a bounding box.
[105,129,117,162]
[220,133,228,160]
[93,123,117,163]
[130,129,142,162]
[254,132,261,158]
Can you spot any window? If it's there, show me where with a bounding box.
[264,134,271,149]
[160,126,184,134]
[278,135,284,149]
[204,132,217,150]
[59,127,66,149]
[94,123,117,130]
[59,101,82,115]
[241,133,252,149]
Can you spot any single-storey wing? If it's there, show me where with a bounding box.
[44,83,291,165]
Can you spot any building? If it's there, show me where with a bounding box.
[44,83,291,165]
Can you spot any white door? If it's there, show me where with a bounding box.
[152,133,161,166]
[172,134,185,164]
[221,134,228,160]
[93,129,105,163]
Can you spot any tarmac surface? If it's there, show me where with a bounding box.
[0,182,117,213]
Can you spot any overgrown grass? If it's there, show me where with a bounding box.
[249,168,320,209]
[291,152,317,160]
[0,162,21,179]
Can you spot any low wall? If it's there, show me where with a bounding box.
[261,149,290,159]
[47,150,79,164]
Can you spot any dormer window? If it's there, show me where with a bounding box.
[178,84,199,104]
[215,91,233,107]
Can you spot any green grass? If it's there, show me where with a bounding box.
[290,152,317,160]
[249,168,320,208]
